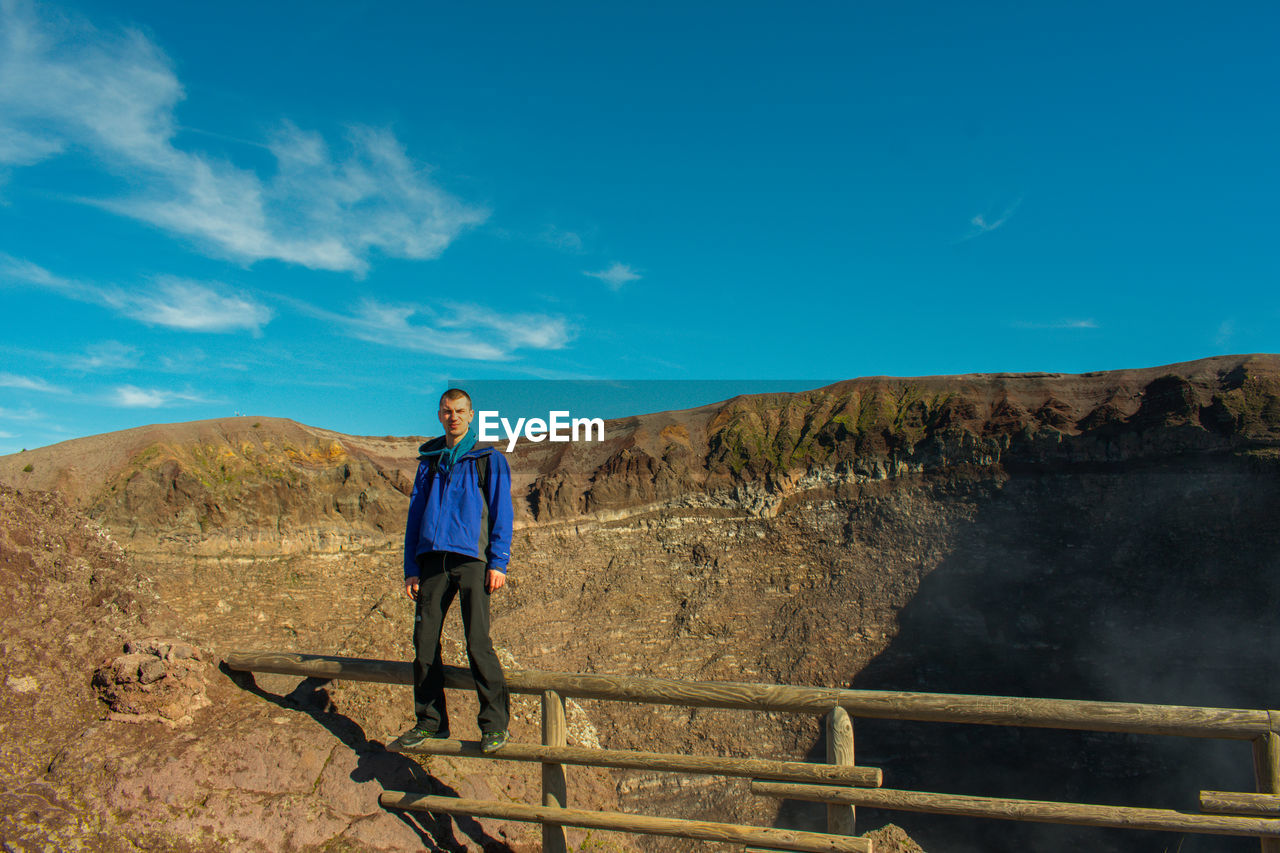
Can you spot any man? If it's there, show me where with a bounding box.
[398,388,513,753]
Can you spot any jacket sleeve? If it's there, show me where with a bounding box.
[404,461,428,579]
[484,451,514,572]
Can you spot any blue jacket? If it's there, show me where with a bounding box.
[403,436,513,578]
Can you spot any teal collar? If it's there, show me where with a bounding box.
[420,421,477,472]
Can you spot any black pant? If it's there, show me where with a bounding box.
[413,551,509,734]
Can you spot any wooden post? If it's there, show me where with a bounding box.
[1254,731,1280,853]
[543,689,568,853]
[826,707,856,836]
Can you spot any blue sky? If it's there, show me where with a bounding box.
[0,1,1276,452]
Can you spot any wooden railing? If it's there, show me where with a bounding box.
[225,651,1280,852]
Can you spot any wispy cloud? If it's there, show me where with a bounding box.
[584,262,642,290]
[109,385,209,408]
[344,302,505,360]
[296,297,573,361]
[959,198,1023,242]
[0,405,43,421]
[539,225,586,254]
[438,303,575,351]
[1215,320,1234,350]
[0,372,65,393]
[108,276,272,332]
[0,253,66,287]
[1,255,272,333]
[1012,319,1099,330]
[0,2,486,274]
[157,349,208,373]
[67,341,139,371]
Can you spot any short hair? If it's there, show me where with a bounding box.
[439,388,472,409]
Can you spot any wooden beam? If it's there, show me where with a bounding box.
[223,651,1272,739]
[826,707,856,836]
[387,737,881,787]
[378,792,872,853]
[224,651,416,684]
[1201,791,1280,817]
[750,782,1280,838]
[542,690,568,853]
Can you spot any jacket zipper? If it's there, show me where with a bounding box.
[426,453,474,562]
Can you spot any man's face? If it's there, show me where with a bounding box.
[438,396,474,439]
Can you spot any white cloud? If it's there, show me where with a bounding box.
[0,125,63,166]
[959,198,1023,242]
[0,372,65,393]
[1215,320,1234,349]
[0,253,70,289]
[438,303,574,351]
[108,276,273,332]
[1012,319,1099,330]
[584,262,642,290]
[157,349,208,373]
[342,301,505,360]
[1,255,272,333]
[539,225,585,253]
[0,2,181,166]
[300,298,573,362]
[109,385,207,408]
[67,341,138,371]
[0,2,486,274]
[0,405,43,421]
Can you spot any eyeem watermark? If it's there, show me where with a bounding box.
[478,411,605,452]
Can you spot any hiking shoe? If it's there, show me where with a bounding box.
[397,724,449,749]
[480,730,509,753]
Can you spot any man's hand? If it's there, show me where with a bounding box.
[486,569,506,593]
[405,576,419,601]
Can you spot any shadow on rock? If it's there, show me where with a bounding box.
[222,664,514,852]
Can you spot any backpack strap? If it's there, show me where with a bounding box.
[475,451,491,563]
[476,452,490,497]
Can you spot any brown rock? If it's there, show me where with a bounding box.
[138,658,166,684]
[863,823,927,853]
[94,640,210,724]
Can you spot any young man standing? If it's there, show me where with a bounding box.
[398,388,513,753]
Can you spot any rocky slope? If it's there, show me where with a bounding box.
[2,353,1279,852]
[0,484,635,852]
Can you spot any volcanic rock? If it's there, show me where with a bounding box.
[92,637,211,725]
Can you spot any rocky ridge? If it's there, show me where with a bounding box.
[5,354,1277,549]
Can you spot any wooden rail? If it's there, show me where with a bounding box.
[224,651,1276,738]
[751,781,1280,838]
[226,650,1280,850]
[377,792,872,852]
[387,737,882,786]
